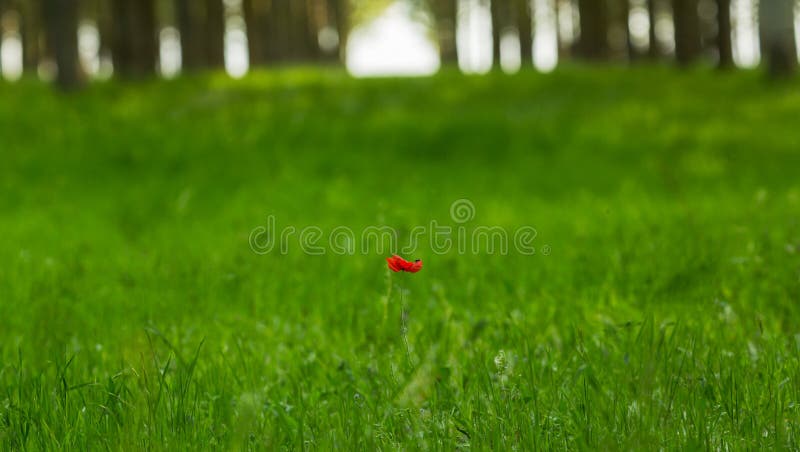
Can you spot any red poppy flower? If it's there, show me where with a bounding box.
[386,255,423,273]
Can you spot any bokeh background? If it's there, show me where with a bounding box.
[0,0,798,85]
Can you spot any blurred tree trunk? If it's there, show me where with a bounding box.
[268,0,290,61]
[647,0,660,58]
[243,0,268,66]
[177,0,226,70]
[490,0,501,67]
[576,0,610,59]
[307,0,326,61]
[17,0,42,72]
[244,0,315,65]
[620,0,635,60]
[310,1,322,60]
[110,0,157,77]
[42,0,83,89]
[672,0,701,65]
[176,0,205,70]
[329,0,347,62]
[715,0,732,68]
[759,0,797,77]
[490,0,510,68]
[205,0,225,68]
[516,0,533,65]
[432,0,458,65]
[288,0,317,61]
[133,0,157,75]
[95,0,113,70]
[289,0,305,60]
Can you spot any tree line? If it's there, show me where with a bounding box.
[0,0,797,90]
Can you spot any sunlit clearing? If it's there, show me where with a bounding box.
[78,21,100,78]
[501,32,521,73]
[347,1,439,77]
[225,15,248,78]
[1,33,22,81]
[795,2,800,59]
[457,0,492,74]
[732,0,759,67]
[557,0,577,47]
[1,10,23,81]
[159,27,181,78]
[654,13,675,54]
[629,0,650,51]
[534,0,557,72]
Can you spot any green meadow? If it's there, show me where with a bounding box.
[1,67,800,449]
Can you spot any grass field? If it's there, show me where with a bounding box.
[1,67,800,449]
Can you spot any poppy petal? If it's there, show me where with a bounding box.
[386,256,402,272]
[386,255,423,273]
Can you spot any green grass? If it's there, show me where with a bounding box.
[1,66,800,449]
